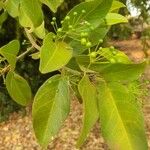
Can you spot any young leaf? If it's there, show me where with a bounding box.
[20,0,43,28]
[77,75,99,147]
[0,40,19,69]
[97,81,148,150]
[6,71,32,106]
[30,52,40,60]
[105,13,128,25]
[32,75,70,147]
[110,0,126,12]
[5,0,20,17]
[40,0,63,13]
[40,33,73,73]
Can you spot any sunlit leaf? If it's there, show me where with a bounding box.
[97,80,148,150]
[32,75,70,147]
[40,33,73,73]
[5,0,20,17]
[97,48,131,64]
[89,62,146,82]
[20,0,43,28]
[0,40,19,69]
[105,13,128,25]
[110,0,126,12]
[18,5,33,29]
[40,0,63,12]
[76,55,146,82]
[30,52,40,60]
[34,22,46,39]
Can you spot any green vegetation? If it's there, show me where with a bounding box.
[0,0,149,149]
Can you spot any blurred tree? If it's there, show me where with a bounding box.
[130,0,150,22]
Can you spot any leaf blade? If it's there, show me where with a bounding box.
[0,40,19,69]
[20,0,43,28]
[39,33,73,73]
[6,71,32,106]
[5,0,20,17]
[32,75,70,147]
[40,0,63,12]
[97,81,148,150]
[77,75,99,147]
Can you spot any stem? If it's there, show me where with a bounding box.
[25,28,41,51]
[64,67,81,76]
[17,47,33,60]
[0,65,10,75]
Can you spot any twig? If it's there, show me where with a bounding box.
[17,47,33,60]
[0,29,40,76]
[64,67,81,76]
[24,28,41,51]
[0,46,34,75]
[0,65,10,75]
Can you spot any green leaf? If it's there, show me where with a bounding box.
[0,11,8,26]
[18,5,33,29]
[63,0,113,54]
[89,62,146,82]
[5,0,20,17]
[0,40,19,69]
[20,0,43,28]
[77,75,99,147]
[110,0,126,12]
[76,55,146,82]
[62,0,113,34]
[66,58,81,71]
[0,2,4,10]
[97,48,131,64]
[34,22,46,39]
[105,13,128,26]
[40,33,73,73]
[32,75,70,147]
[70,27,108,55]
[97,81,148,150]
[30,52,40,60]
[40,0,63,13]
[6,71,32,106]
